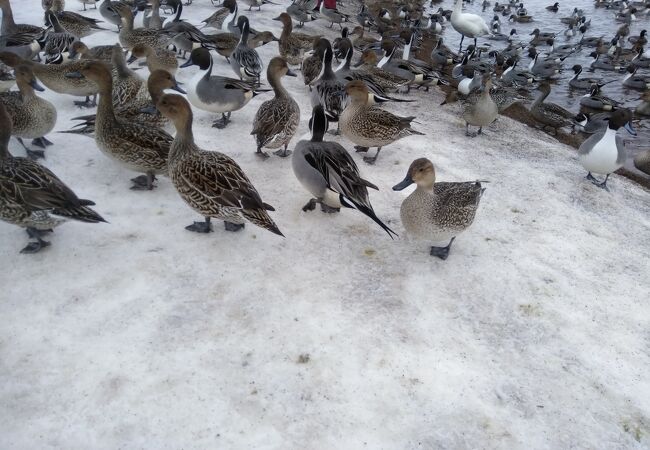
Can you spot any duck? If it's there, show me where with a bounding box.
[273,12,315,66]
[0,102,105,254]
[546,2,559,12]
[489,27,517,41]
[251,57,300,158]
[0,31,42,61]
[528,52,561,78]
[65,61,171,190]
[0,51,99,107]
[430,38,456,67]
[578,108,636,190]
[351,49,412,94]
[450,0,490,51]
[67,41,113,61]
[458,70,482,95]
[348,26,378,51]
[378,39,443,90]
[355,3,375,30]
[530,83,574,133]
[292,104,397,236]
[508,13,533,23]
[340,80,424,164]
[201,0,237,30]
[461,76,498,136]
[589,51,623,71]
[392,158,484,260]
[580,84,620,110]
[628,29,647,46]
[529,28,554,45]
[569,64,600,90]
[127,43,178,75]
[110,44,144,107]
[319,1,349,30]
[249,31,279,49]
[53,10,107,38]
[547,37,578,57]
[310,38,346,126]
[287,0,317,28]
[0,0,45,38]
[155,93,283,236]
[144,0,165,30]
[573,112,610,134]
[181,47,266,129]
[230,16,263,81]
[115,2,171,50]
[0,64,57,159]
[99,0,125,31]
[0,61,15,92]
[42,11,77,58]
[301,39,322,88]
[633,149,650,175]
[500,58,535,85]
[241,0,275,11]
[622,65,650,90]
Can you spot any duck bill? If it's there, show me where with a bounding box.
[127,54,138,64]
[172,82,186,94]
[272,15,281,21]
[392,175,413,191]
[285,68,297,77]
[29,79,45,91]
[179,59,194,68]
[624,121,637,136]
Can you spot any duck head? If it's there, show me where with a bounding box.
[14,64,44,93]
[157,93,193,132]
[180,47,211,70]
[354,49,377,67]
[267,56,297,80]
[272,12,293,29]
[393,158,436,191]
[148,69,186,95]
[128,43,152,64]
[68,41,89,60]
[344,79,369,103]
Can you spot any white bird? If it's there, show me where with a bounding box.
[450,0,491,52]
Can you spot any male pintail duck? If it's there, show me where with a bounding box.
[450,0,490,52]
[569,64,599,90]
[292,104,397,237]
[65,61,171,190]
[53,10,107,38]
[310,38,346,125]
[578,108,636,190]
[273,12,315,66]
[500,58,535,85]
[580,84,620,110]
[0,102,105,254]
[181,47,268,129]
[42,11,77,58]
[622,65,650,90]
[128,43,179,75]
[530,83,574,134]
[251,57,300,158]
[392,158,484,260]
[230,16,263,81]
[0,64,57,159]
[378,39,445,90]
[351,49,411,93]
[156,93,283,236]
[319,1,350,30]
[340,80,424,164]
[461,76,498,136]
[573,112,610,134]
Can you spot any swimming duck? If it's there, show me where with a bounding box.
[310,38,346,126]
[546,37,578,57]
[578,108,636,190]
[68,41,113,61]
[580,84,620,110]
[181,47,266,129]
[65,61,171,190]
[53,10,107,38]
[292,104,397,236]
[319,1,349,30]
[628,30,647,46]
[273,12,315,66]
[530,83,574,133]
[0,102,105,254]
[529,28,554,45]
[155,93,283,236]
[392,158,484,260]
[0,64,57,159]
[589,51,622,71]
[340,80,424,164]
[251,57,300,158]
[489,27,517,41]
[230,16,263,81]
[622,65,650,90]
[508,13,533,23]
[569,64,600,90]
[450,0,490,52]
[461,76,498,136]
[528,52,561,78]
[128,43,178,75]
[0,51,100,107]
[0,0,45,38]
[500,58,535,85]
[546,2,559,12]
[115,2,171,50]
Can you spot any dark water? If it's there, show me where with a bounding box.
[431,0,649,164]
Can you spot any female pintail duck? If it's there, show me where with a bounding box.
[461,76,498,136]
[319,2,349,30]
[292,105,397,237]
[68,41,113,61]
[273,12,315,66]
[310,38,346,129]
[0,102,105,254]
[231,16,263,82]
[530,83,574,134]
[622,65,650,90]
[301,39,321,88]
[65,61,171,190]
[500,58,535,85]
[181,47,267,129]
[392,158,485,260]
[349,26,377,51]
[251,57,300,159]
[115,2,171,50]
[0,61,15,92]
[53,10,107,38]
[0,51,99,107]
[249,31,279,49]
[340,80,424,164]
[569,64,599,90]
[0,0,45,38]
[128,43,178,75]
[578,108,636,190]
[202,0,237,30]
[450,0,490,52]
[529,28,554,45]
[155,94,283,236]
[0,65,57,159]
[143,0,164,30]
[508,13,533,23]
[110,44,144,107]
[633,149,650,176]
[580,84,620,111]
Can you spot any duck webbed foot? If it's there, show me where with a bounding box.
[430,237,456,260]
[256,147,270,159]
[212,112,232,129]
[273,145,292,157]
[362,147,382,165]
[20,228,52,254]
[74,96,97,108]
[302,198,317,212]
[130,173,157,190]
[224,221,245,232]
[32,137,54,148]
[186,217,213,233]
[26,149,46,160]
[590,173,610,191]
[320,203,340,213]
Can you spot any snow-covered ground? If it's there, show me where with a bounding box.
[1,1,649,448]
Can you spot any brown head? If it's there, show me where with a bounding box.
[14,64,44,95]
[69,41,90,59]
[272,12,293,29]
[345,80,369,103]
[156,93,193,133]
[358,49,378,66]
[350,26,364,37]
[130,43,153,59]
[65,60,112,92]
[266,56,296,82]
[392,158,436,191]
[147,69,185,101]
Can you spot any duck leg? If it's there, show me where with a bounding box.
[212,112,231,129]
[363,147,382,164]
[592,173,611,191]
[20,228,52,254]
[430,237,456,260]
[32,137,54,147]
[327,123,341,136]
[302,198,317,211]
[186,217,213,233]
[320,203,340,213]
[465,123,478,137]
[273,144,292,157]
[586,172,599,182]
[256,146,270,159]
[74,95,97,108]
[130,172,156,190]
[224,221,245,232]
[17,138,45,159]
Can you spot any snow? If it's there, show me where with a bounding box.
[1,1,650,449]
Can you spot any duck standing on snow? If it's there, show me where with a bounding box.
[155,94,283,236]
[578,108,636,191]
[231,16,263,82]
[273,12,315,66]
[310,38,345,125]
[461,76,498,136]
[450,0,491,52]
[292,104,397,237]
[392,158,485,260]
[340,80,424,164]
[251,57,300,159]
[0,103,105,254]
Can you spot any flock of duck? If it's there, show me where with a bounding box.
[0,0,647,257]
